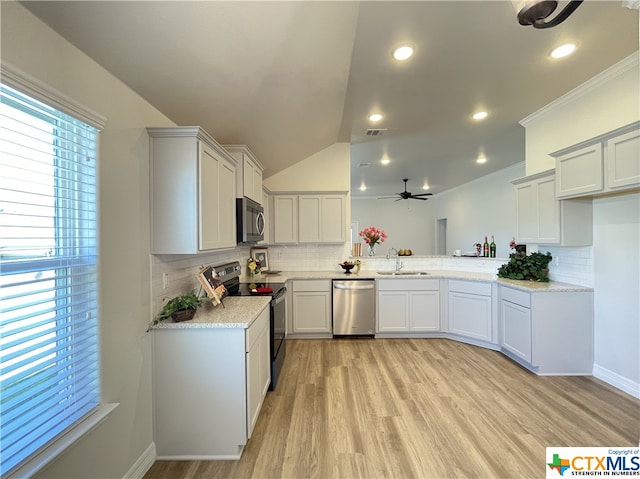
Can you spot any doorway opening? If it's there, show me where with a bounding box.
[436,218,447,255]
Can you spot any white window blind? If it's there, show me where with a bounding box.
[0,83,99,476]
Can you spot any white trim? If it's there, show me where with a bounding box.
[5,403,119,479]
[123,442,156,479]
[593,364,640,400]
[1,62,107,130]
[520,52,639,127]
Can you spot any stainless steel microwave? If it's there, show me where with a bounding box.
[236,197,265,244]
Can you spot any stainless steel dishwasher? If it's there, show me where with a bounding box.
[332,279,376,336]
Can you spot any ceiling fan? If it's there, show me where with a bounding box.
[377,179,433,201]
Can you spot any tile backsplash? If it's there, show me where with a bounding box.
[150,243,593,324]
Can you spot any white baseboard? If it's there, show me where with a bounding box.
[593,364,640,399]
[123,442,156,479]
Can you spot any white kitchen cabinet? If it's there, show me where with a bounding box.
[377,279,440,336]
[447,280,492,343]
[273,195,298,244]
[291,280,332,337]
[499,285,593,375]
[298,194,346,243]
[272,193,346,245]
[153,306,270,458]
[224,144,264,204]
[513,169,592,246]
[148,127,237,254]
[554,122,640,199]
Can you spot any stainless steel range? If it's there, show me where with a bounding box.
[211,261,287,390]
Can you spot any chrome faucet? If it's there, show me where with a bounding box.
[386,248,403,272]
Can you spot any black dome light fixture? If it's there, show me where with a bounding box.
[514,0,583,29]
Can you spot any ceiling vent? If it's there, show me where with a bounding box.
[358,162,371,168]
[366,129,387,137]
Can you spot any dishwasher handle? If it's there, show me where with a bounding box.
[334,283,375,291]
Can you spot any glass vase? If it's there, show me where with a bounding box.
[368,245,376,256]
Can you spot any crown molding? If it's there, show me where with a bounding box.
[520,52,639,127]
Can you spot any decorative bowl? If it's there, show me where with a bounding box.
[339,263,355,274]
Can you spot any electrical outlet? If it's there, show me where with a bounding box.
[162,272,169,289]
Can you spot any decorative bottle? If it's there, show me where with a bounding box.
[490,235,496,258]
[483,236,489,257]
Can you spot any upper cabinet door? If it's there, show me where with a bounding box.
[606,128,640,190]
[555,143,603,199]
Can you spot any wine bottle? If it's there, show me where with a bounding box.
[490,235,496,258]
[483,236,489,257]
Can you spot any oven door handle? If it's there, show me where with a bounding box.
[271,288,287,305]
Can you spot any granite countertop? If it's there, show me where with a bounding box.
[252,270,592,293]
[153,296,271,329]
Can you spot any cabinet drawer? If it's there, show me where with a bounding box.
[377,278,439,291]
[246,307,269,352]
[448,280,491,296]
[293,280,330,292]
[500,286,531,308]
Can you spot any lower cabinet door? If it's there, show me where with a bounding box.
[500,300,532,363]
[292,292,331,333]
[378,291,410,332]
[448,291,492,341]
[410,291,440,331]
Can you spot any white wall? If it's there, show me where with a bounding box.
[352,163,525,258]
[592,193,640,394]
[1,3,172,477]
[427,163,525,258]
[521,54,639,175]
[521,53,640,397]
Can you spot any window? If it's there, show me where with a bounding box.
[0,82,99,476]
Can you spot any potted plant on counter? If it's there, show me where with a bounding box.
[148,290,210,331]
[497,251,552,282]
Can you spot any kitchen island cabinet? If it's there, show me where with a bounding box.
[153,299,270,459]
[148,127,237,254]
[499,285,593,375]
[377,279,440,337]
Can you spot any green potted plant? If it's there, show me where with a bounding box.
[497,251,553,282]
[149,290,210,330]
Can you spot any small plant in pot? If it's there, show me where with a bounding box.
[497,251,553,282]
[149,290,210,330]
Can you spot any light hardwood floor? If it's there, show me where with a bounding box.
[144,338,639,479]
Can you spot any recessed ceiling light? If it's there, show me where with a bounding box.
[472,111,488,121]
[359,183,367,191]
[369,113,383,122]
[380,158,390,165]
[392,45,414,61]
[477,155,487,164]
[550,43,576,59]
[422,183,430,190]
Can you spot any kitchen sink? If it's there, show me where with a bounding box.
[376,271,430,276]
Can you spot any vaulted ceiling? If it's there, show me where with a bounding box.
[22,1,639,198]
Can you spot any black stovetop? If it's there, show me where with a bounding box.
[224,278,287,297]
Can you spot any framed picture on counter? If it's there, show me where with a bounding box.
[250,247,269,271]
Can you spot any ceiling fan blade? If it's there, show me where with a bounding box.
[410,196,428,200]
[411,193,433,197]
[377,195,400,199]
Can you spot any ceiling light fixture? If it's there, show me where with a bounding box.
[368,113,383,122]
[472,111,488,121]
[513,0,583,29]
[392,45,414,61]
[381,158,390,165]
[477,155,487,164]
[550,43,576,59]
[359,183,367,191]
